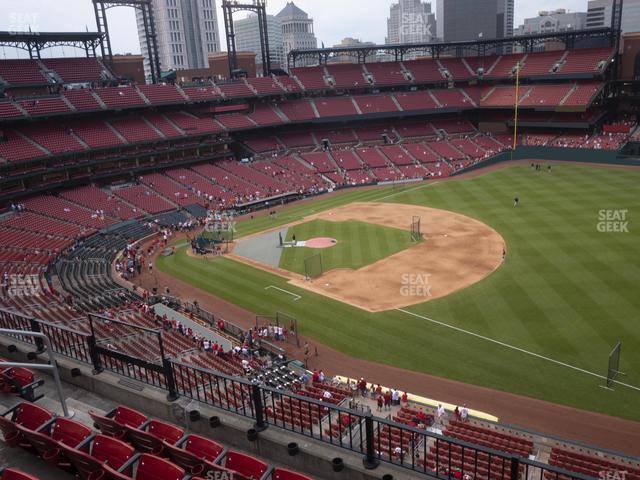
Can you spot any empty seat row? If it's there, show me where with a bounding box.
[0,402,312,480]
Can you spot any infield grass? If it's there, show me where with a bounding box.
[158,164,640,421]
[278,219,414,275]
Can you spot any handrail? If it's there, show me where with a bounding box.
[0,328,73,418]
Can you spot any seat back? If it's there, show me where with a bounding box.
[112,406,147,428]
[273,468,313,480]
[0,368,34,392]
[146,419,183,445]
[17,425,57,457]
[14,403,52,430]
[0,416,20,443]
[1,468,40,480]
[7,368,35,388]
[163,441,204,472]
[89,412,126,438]
[59,442,103,479]
[224,450,269,480]
[136,454,185,480]
[51,417,93,447]
[90,434,136,470]
[92,462,130,480]
[182,434,224,462]
[125,425,162,453]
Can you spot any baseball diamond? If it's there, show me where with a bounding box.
[0,14,639,480]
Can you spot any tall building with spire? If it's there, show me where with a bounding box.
[276,2,317,67]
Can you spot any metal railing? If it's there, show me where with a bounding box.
[0,307,597,480]
[0,308,91,363]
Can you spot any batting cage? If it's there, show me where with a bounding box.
[411,216,422,242]
[192,211,235,254]
[304,253,323,280]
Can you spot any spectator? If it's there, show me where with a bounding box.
[460,404,469,422]
[437,403,446,425]
[383,390,392,411]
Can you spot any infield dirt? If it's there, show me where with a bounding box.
[228,202,505,312]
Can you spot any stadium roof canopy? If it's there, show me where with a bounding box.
[288,27,614,67]
[0,31,105,58]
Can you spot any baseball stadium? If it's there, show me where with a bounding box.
[0,1,638,479]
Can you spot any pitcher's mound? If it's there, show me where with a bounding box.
[305,237,338,249]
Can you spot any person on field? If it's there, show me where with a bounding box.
[513,197,519,207]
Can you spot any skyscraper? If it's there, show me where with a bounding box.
[276,2,317,67]
[386,0,436,44]
[436,0,514,43]
[587,0,640,33]
[516,9,587,36]
[234,14,285,70]
[136,0,221,82]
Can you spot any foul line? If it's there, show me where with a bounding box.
[396,308,640,392]
[265,286,301,301]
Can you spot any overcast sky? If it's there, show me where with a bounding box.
[0,0,588,58]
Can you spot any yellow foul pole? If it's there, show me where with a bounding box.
[512,61,520,151]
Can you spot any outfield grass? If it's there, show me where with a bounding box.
[158,164,640,421]
[279,219,413,275]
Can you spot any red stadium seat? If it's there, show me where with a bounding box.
[272,468,313,480]
[94,454,185,480]
[162,434,225,476]
[125,419,184,454]
[221,450,269,480]
[1,468,40,480]
[0,403,53,449]
[182,434,224,461]
[19,417,92,468]
[89,406,147,438]
[61,434,135,479]
[0,368,34,393]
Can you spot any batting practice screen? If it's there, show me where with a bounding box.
[304,253,323,279]
[606,341,622,388]
[411,216,422,242]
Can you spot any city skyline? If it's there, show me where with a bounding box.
[1,0,588,59]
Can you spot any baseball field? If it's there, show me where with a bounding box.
[157,163,640,421]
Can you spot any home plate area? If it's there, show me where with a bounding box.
[296,237,338,248]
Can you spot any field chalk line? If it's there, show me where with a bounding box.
[397,308,640,392]
[265,286,301,301]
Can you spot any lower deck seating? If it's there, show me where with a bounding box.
[549,448,640,480]
[444,420,533,458]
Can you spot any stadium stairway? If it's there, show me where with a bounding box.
[53,223,153,310]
